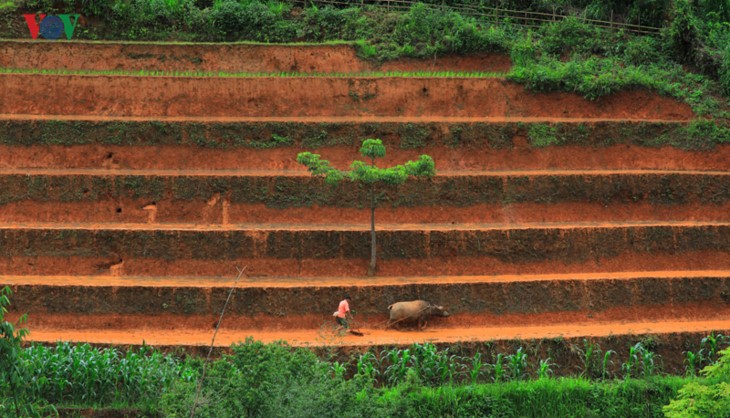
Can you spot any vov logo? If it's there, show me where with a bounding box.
[23,14,81,40]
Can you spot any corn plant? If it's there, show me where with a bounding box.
[571,339,602,378]
[467,352,484,384]
[601,350,616,380]
[701,332,727,365]
[684,350,703,377]
[19,342,190,408]
[384,348,412,386]
[330,361,346,380]
[355,352,381,385]
[537,358,555,379]
[622,343,641,379]
[409,343,458,386]
[621,343,659,378]
[492,353,506,383]
[639,347,660,377]
[506,348,529,381]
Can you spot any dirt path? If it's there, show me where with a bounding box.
[21,318,730,348]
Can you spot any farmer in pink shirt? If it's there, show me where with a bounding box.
[334,294,353,331]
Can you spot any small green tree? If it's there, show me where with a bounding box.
[0,286,31,416]
[297,139,435,275]
[664,347,730,417]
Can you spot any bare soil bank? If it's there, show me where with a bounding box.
[1,200,727,224]
[0,249,727,277]
[0,75,694,119]
[1,142,727,172]
[0,41,512,73]
[0,171,725,209]
[6,274,729,317]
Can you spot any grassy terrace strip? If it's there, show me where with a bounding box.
[6,274,730,316]
[0,120,726,150]
[0,173,726,207]
[0,223,727,261]
[0,67,504,78]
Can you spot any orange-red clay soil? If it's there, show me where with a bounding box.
[0,44,726,353]
[1,251,727,277]
[18,318,730,349]
[0,141,726,171]
[0,201,728,224]
[0,76,694,119]
[0,41,513,73]
[8,304,730,331]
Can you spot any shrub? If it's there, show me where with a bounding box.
[664,348,730,418]
[528,124,560,147]
[210,0,297,42]
[667,0,701,64]
[160,338,385,417]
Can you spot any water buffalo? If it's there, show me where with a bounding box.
[387,300,450,330]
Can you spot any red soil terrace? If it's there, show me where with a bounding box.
[0,44,728,357]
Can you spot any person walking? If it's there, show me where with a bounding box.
[334,294,353,333]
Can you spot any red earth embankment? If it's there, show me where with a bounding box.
[0,75,694,119]
[0,41,512,73]
[0,223,727,276]
[5,271,730,318]
[0,143,728,171]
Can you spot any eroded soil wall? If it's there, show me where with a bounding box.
[0,41,512,73]
[0,75,694,119]
[7,275,730,317]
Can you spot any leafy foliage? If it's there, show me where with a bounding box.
[298,138,434,274]
[664,348,730,418]
[0,287,35,417]
[160,338,384,417]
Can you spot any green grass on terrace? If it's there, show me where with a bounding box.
[0,67,505,78]
[0,38,358,47]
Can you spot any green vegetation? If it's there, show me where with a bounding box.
[2,288,729,414]
[1,120,726,150]
[0,172,725,209]
[0,287,40,417]
[1,333,728,416]
[0,67,504,78]
[665,346,730,417]
[3,1,728,117]
[297,139,435,274]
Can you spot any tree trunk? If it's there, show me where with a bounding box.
[368,184,376,276]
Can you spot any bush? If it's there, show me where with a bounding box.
[528,124,560,147]
[664,348,730,418]
[160,338,386,417]
[622,36,666,66]
[667,0,701,64]
[301,6,370,42]
[210,0,294,42]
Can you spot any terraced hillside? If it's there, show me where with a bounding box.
[1,40,729,368]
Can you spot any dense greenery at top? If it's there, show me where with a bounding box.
[2,0,728,119]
